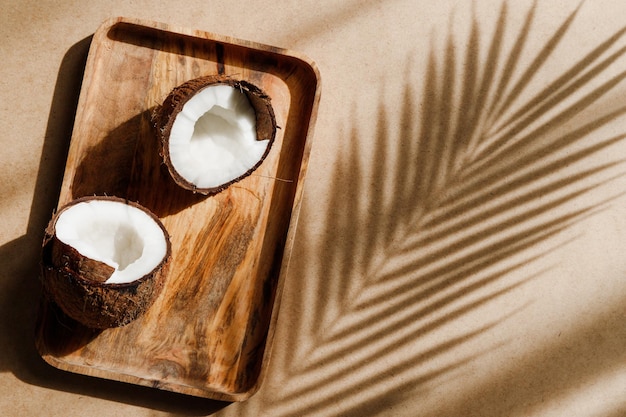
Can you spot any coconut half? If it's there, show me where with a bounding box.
[41,196,171,329]
[156,75,277,195]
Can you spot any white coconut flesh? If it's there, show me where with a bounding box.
[168,84,270,188]
[54,200,168,284]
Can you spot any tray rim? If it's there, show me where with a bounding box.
[35,15,322,402]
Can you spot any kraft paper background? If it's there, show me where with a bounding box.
[2,1,626,416]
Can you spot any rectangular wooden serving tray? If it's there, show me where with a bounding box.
[35,17,320,402]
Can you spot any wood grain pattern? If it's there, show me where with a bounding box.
[34,17,321,401]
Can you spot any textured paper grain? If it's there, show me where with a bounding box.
[2,0,626,416]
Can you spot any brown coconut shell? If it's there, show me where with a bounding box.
[40,196,171,329]
[154,74,277,195]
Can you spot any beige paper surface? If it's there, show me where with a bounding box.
[2,0,626,415]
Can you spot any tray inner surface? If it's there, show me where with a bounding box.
[35,18,319,401]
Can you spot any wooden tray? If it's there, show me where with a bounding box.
[35,17,320,402]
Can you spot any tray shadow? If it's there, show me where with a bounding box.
[0,35,228,415]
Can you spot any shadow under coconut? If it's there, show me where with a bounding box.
[72,108,209,217]
[35,300,102,356]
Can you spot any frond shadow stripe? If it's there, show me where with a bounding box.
[490,27,626,136]
[491,2,581,120]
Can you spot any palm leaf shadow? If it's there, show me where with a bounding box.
[269,4,626,417]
